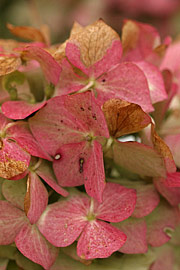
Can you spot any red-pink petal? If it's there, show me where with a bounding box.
[37,195,89,247]
[97,62,153,112]
[53,141,91,187]
[77,220,126,259]
[23,46,61,85]
[116,218,148,254]
[0,201,26,245]
[15,222,58,270]
[26,172,48,224]
[84,141,106,203]
[1,100,46,120]
[8,122,52,161]
[36,160,68,197]
[135,61,167,104]
[166,172,180,187]
[95,182,136,222]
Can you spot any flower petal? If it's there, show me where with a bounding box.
[15,223,58,270]
[95,182,136,222]
[77,220,126,259]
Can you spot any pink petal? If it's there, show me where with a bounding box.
[146,201,180,247]
[66,40,122,78]
[113,141,166,178]
[154,178,180,206]
[165,134,180,168]
[97,62,153,112]
[95,182,136,222]
[84,141,106,203]
[26,172,48,224]
[77,220,126,259]
[53,141,91,187]
[29,92,109,156]
[1,100,46,120]
[2,178,27,210]
[0,139,30,179]
[116,218,148,254]
[0,201,26,245]
[135,61,167,104]
[15,222,58,270]
[132,183,160,218]
[8,122,52,161]
[37,195,89,247]
[23,46,61,85]
[166,172,180,187]
[36,160,68,197]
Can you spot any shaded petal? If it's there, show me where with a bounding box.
[115,217,148,254]
[0,113,11,130]
[2,178,27,210]
[97,62,153,112]
[113,141,166,178]
[84,141,106,203]
[15,223,58,270]
[1,100,46,120]
[22,46,61,85]
[0,201,26,245]
[36,160,68,197]
[0,258,8,270]
[77,220,126,259]
[146,200,180,247]
[95,182,136,222]
[25,172,48,224]
[37,196,89,247]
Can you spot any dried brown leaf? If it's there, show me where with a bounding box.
[0,158,28,179]
[0,55,21,76]
[24,176,30,215]
[102,99,151,138]
[122,20,139,54]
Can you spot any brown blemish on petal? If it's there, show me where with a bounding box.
[0,158,28,179]
[79,158,84,173]
[24,176,31,215]
[0,139,3,150]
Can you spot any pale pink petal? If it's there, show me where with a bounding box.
[0,139,30,179]
[165,134,180,168]
[160,41,180,73]
[116,218,148,254]
[146,201,180,247]
[135,61,167,104]
[8,122,52,161]
[1,100,46,120]
[97,62,153,112]
[77,220,126,259]
[37,196,89,247]
[154,178,180,206]
[36,160,68,197]
[150,245,174,270]
[113,141,166,178]
[0,201,26,245]
[15,222,58,270]
[53,141,91,187]
[132,183,160,218]
[2,178,27,210]
[23,46,61,85]
[95,182,136,222]
[84,141,106,203]
[26,172,48,224]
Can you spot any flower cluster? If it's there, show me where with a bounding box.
[0,19,180,270]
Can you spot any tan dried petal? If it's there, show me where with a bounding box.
[102,99,151,138]
[0,39,19,52]
[122,20,139,54]
[69,19,120,67]
[0,158,28,179]
[0,56,21,76]
[24,176,31,215]
[7,23,47,44]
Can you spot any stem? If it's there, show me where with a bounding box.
[70,80,95,95]
[31,158,42,171]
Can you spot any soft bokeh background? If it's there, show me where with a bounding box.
[1,0,180,44]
